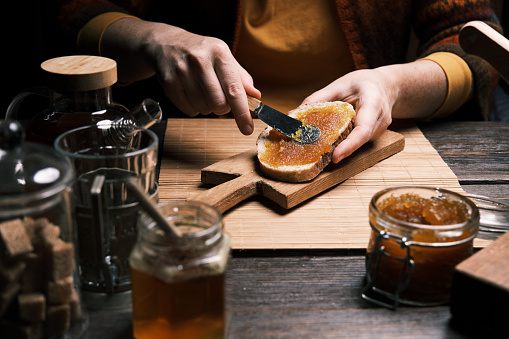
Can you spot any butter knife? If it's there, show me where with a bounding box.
[247,95,321,144]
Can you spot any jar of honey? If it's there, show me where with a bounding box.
[129,201,230,338]
[363,186,479,308]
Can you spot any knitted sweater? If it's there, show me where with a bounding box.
[48,0,501,120]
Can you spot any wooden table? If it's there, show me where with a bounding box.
[83,120,509,339]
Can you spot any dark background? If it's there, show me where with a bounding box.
[3,1,507,120]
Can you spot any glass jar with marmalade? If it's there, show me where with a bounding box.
[129,201,231,339]
[362,186,479,308]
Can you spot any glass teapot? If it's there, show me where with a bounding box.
[5,55,161,146]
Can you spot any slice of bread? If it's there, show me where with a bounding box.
[257,101,356,182]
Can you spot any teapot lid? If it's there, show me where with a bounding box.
[0,120,74,200]
[41,55,117,92]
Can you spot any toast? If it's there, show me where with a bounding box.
[256,101,356,182]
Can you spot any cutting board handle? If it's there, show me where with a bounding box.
[186,172,260,214]
[459,21,509,81]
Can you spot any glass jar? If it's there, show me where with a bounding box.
[55,125,159,310]
[5,55,128,146]
[0,120,88,338]
[362,186,479,308]
[129,201,230,339]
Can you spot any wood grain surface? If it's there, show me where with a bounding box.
[159,119,492,249]
[83,121,509,339]
[189,130,404,213]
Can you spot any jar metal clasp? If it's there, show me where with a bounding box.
[362,230,415,310]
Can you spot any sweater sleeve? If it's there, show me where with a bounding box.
[48,0,137,56]
[77,12,139,55]
[413,0,501,120]
[421,52,474,119]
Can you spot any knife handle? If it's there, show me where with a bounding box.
[247,95,262,113]
[459,21,509,81]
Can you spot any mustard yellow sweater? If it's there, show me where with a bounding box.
[55,0,500,120]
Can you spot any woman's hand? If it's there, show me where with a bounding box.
[302,60,447,163]
[102,19,260,135]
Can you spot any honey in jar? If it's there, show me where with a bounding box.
[363,186,479,308]
[129,201,230,339]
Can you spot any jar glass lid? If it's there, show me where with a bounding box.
[0,120,74,203]
[466,194,509,240]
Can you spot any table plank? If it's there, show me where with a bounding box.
[226,254,470,339]
[418,121,509,187]
[82,121,509,339]
[82,254,474,339]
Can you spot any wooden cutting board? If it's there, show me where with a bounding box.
[450,230,509,337]
[160,119,492,249]
[187,130,405,213]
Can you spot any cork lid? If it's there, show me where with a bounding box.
[41,55,117,92]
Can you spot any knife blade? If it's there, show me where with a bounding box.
[247,95,321,144]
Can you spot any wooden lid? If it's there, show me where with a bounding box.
[41,55,117,92]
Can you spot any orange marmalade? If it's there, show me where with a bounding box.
[378,193,470,227]
[258,102,355,166]
[364,187,479,307]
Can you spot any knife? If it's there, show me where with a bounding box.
[247,95,321,144]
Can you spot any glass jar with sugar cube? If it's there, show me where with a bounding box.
[0,120,88,338]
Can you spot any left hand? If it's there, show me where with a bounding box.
[302,60,447,163]
[302,68,394,163]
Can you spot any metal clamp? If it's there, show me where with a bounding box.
[361,230,415,310]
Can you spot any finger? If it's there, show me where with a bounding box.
[302,77,353,105]
[197,69,231,116]
[188,52,235,115]
[178,58,216,115]
[157,60,203,116]
[332,123,373,163]
[237,61,261,99]
[165,84,202,117]
[332,113,391,163]
[215,59,254,135]
[331,97,388,163]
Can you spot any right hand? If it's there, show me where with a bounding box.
[103,19,260,135]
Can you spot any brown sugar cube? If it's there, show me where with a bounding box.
[20,252,45,293]
[0,282,21,316]
[39,220,61,248]
[0,256,26,284]
[48,239,75,281]
[45,303,70,337]
[18,292,46,322]
[69,288,82,320]
[23,217,56,251]
[22,217,42,247]
[0,318,44,339]
[46,276,73,304]
[0,219,33,257]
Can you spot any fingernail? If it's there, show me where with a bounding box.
[244,123,254,135]
[333,155,345,164]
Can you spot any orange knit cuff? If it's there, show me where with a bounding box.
[77,12,139,55]
[421,52,474,120]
